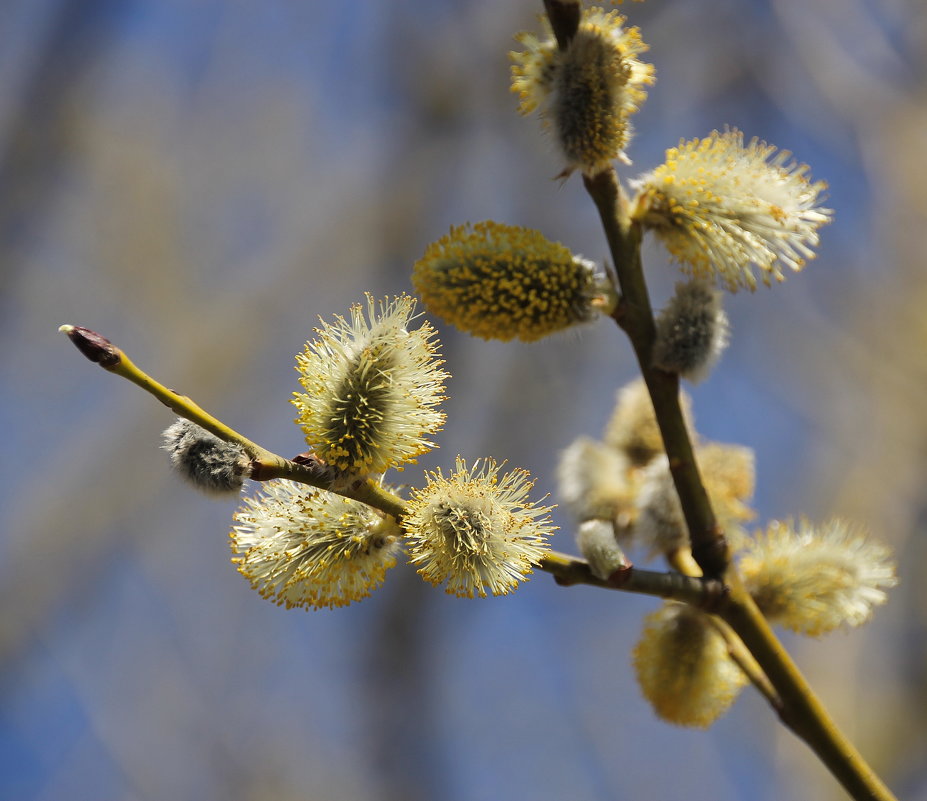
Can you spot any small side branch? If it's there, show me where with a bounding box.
[538,551,728,610]
[58,324,407,520]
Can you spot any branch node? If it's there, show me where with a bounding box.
[606,564,633,588]
[691,532,729,581]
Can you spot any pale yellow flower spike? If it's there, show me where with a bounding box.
[292,294,448,477]
[603,377,695,466]
[634,602,748,728]
[413,221,612,342]
[635,442,756,557]
[557,435,635,524]
[404,456,556,598]
[510,7,654,174]
[740,518,898,636]
[632,129,833,291]
[231,480,401,610]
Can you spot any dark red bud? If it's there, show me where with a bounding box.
[60,325,122,368]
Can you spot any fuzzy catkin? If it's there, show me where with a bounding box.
[634,603,747,727]
[231,480,401,610]
[740,518,897,636]
[557,435,634,523]
[404,457,555,598]
[653,280,729,382]
[632,129,832,291]
[510,8,654,174]
[413,222,606,342]
[292,294,447,477]
[576,519,628,579]
[162,419,250,495]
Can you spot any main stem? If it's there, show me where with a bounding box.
[580,169,895,801]
[583,171,727,579]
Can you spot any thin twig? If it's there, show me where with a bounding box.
[537,551,728,609]
[60,325,736,611]
[58,324,407,519]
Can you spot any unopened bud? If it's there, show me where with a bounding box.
[59,324,122,368]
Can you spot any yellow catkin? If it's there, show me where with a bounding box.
[510,7,654,173]
[231,480,401,610]
[404,456,556,598]
[633,129,832,291]
[740,518,897,636]
[413,221,604,342]
[633,603,747,727]
[292,294,448,476]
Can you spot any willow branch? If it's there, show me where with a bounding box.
[58,324,406,520]
[582,170,727,579]
[59,321,897,800]
[719,576,897,801]
[61,322,736,613]
[537,551,728,609]
[574,171,895,801]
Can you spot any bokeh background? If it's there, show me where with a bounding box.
[2,1,926,799]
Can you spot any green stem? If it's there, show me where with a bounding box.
[708,615,781,713]
[58,324,406,519]
[719,576,897,801]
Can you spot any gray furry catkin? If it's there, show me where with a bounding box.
[162,419,250,494]
[652,280,729,382]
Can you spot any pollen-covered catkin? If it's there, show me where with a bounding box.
[634,602,747,728]
[404,457,555,598]
[413,221,611,342]
[510,7,654,174]
[292,294,447,478]
[740,518,897,636]
[162,418,251,495]
[653,280,729,382]
[231,480,401,610]
[632,129,832,291]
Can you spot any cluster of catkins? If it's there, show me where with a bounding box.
[163,295,557,607]
[155,3,896,732]
[557,378,897,726]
